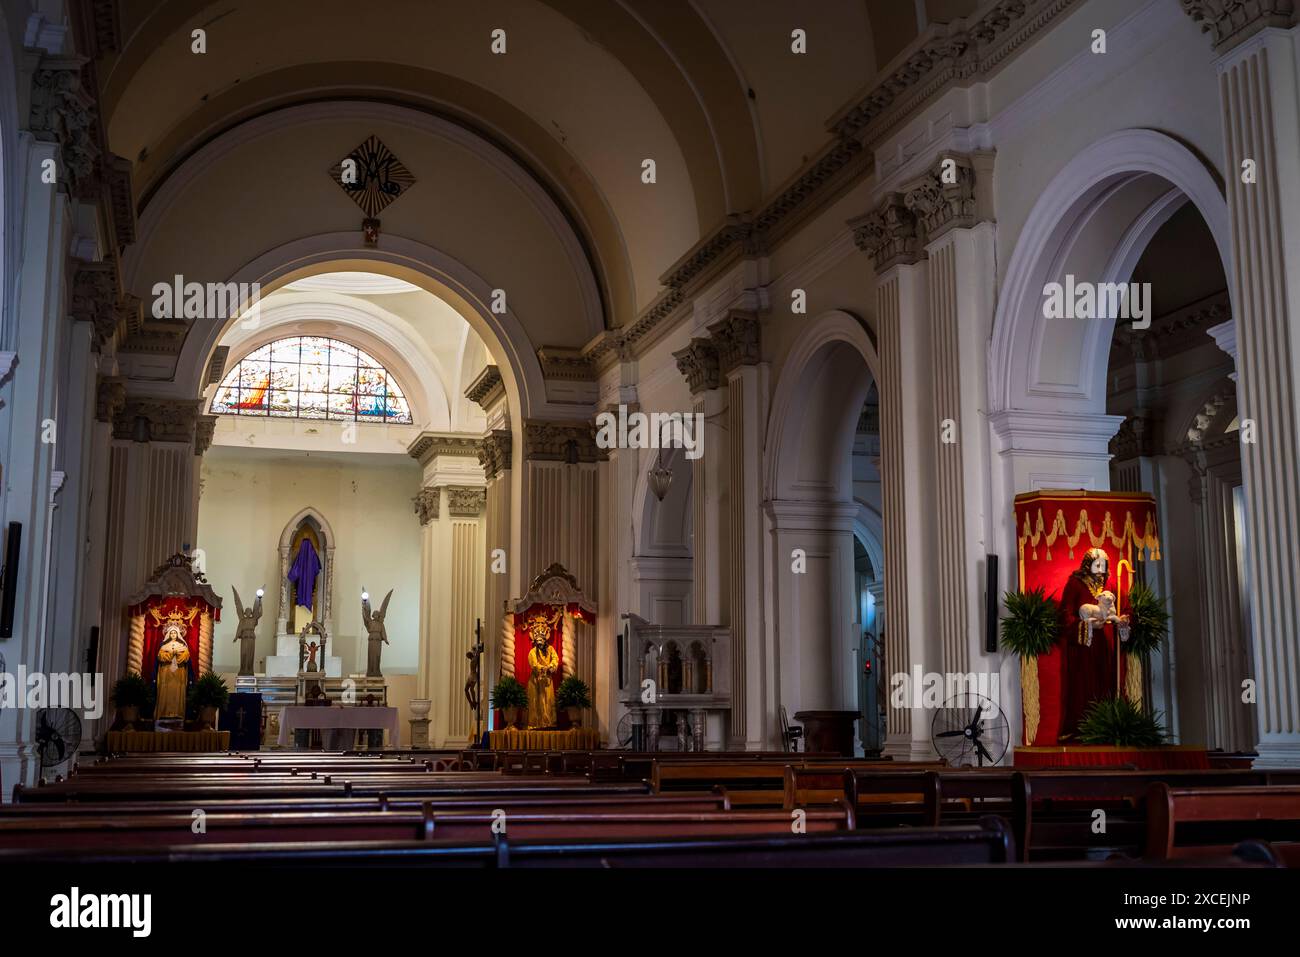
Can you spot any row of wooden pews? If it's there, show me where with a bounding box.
[3,750,1297,866]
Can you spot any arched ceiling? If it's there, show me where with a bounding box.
[99,0,876,327]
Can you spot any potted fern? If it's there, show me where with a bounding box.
[557,676,591,727]
[189,672,230,730]
[1076,696,1166,746]
[491,676,528,730]
[110,671,152,731]
[1121,582,1170,708]
[1000,587,1062,746]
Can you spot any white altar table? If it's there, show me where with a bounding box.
[278,705,400,748]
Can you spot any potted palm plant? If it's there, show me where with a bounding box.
[1121,581,1170,708]
[1000,586,1062,746]
[491,677,528,730]
[110,671,152,731]
[1076,696,1166,746]
[557,676,591,728]
[189,672,230,730]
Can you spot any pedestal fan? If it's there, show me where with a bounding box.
[35,707,82,774]
[930,693,1008,767]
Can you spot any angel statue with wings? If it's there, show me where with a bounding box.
[361,588,393,677]
[231,586,264,676]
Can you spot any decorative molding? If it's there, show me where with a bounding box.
[205,346,229,386]
[445,485,487,517]
[413,486,440,525]
[524,420,604,463]
[479,429,513,481]
[672,338,721,395]
[1109,411,1160,461]
[537,347,595,382]
[28,55,100,196]
[1111,294,1230,362]
[849,193,923,271]
[406,432,482,463]
[707,310,761,376]
[194,415,217,456]
[89,0,123,56]
[104,153,136,250]
[96,376,126,423]
[68,261,118,345]
[464,364,505,410]
[112,395,204,444]
[1181,0,1299,52]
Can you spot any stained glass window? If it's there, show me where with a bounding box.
[210,336,412,424]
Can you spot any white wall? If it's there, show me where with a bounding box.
[197,446,422,674]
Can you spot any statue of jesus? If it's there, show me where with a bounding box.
[1059,548,1129,738]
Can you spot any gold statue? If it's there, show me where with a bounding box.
[525,609,561,728]
[150,606,198,720]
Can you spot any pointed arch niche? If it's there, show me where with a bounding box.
[277,507,337,637]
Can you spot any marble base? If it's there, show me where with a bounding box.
[267,633,341,677]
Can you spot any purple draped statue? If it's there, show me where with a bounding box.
[287,538,321,610]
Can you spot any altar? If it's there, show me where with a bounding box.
[277,705,400,748]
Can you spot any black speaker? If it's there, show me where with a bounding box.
[0,522,20,639]
[984,553,1000,653]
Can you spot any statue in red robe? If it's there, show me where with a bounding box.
[1059,548,1130,739]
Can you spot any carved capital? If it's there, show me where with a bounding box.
[479,429,513,481]
[112,396,204,444]
[672,338,720,394]
[849,193,923,272]
[1109,411,1160,462]
[1182,0,1298,52]
[406,432,482,464]
[69,261,119,345]
[903,153,977,241]
[413,486,440,525]
[707,310,761,376]
[95,376,126,423]
[194,415,217,456]
[28,56,100,196]
[524,420,604,463]
[445,486,487,517]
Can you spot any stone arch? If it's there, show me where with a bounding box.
[989,129,1232,417]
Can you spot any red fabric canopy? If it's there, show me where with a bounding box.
[130,596,209,682]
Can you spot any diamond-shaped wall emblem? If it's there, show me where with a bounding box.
[328,135,416,218]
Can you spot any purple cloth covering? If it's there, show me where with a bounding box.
[287,538,321,610]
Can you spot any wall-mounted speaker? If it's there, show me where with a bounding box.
[0,522,21,639]
[984,553,1000,654]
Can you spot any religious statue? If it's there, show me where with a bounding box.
[525,609,561,728]
[361,589,392,677]
[1059,548,1130,738]
[231,586,264,676]
[305,641,319,672]
[150,606,198,721]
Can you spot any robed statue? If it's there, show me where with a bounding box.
[231,586,263,676]
[1059,548,1130,738]
[525,609,561,728]
[151,606,198,720]
[362,589,392,677]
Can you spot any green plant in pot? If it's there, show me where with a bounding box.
[1076,696,1166,746]
[491,677,529,730]
[1000,586,1062,746]
[1120,582,1170,709]
[556,676,591,728]
[110,671,152,731]
[188,672,230,730]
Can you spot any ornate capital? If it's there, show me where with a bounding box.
[413,487,440,525]
[69,261,119,345]
[445,486,487,516]
[707,310,761,376]
[95,376,126,423]
[1109,411,1160,462]
[479,429,513,481]
[1182,0,1298,52]
[465,365,504,411]
[903,153,977,241]
[194,415,217,456]
[28,56,100,196]
[406,432,482,463]
[849,193,923,272]
[524,420,604,463]
[112,396,204,444]
[672,338,720,394]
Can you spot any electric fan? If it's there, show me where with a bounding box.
[35,708,82,771]
[930,693,1009,767]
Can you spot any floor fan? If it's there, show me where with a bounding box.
[930,693,1009,767]
[35,708,83,778]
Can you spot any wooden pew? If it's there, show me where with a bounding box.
[1145,783,1300,860]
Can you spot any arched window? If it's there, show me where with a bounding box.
[210,335,412,423]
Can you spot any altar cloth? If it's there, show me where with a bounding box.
[1013,745,1210,770]
[488,727,600,750]
[108,731,230,753]
[278,706,400,747]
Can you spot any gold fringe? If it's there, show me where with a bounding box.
[1021,656,1040,746]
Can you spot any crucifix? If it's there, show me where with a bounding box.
[465,619,485,747]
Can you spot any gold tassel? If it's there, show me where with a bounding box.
[1124,653,1143,709]
[1021,656,1040,746]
